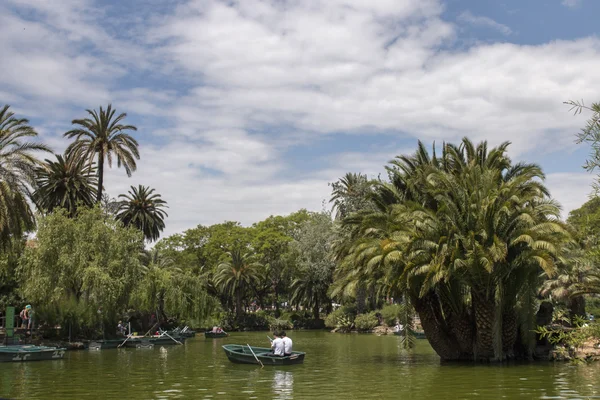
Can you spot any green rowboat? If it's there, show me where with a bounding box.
[0,345,66,362]
[89,339,124,350]
[205,331,229,338]
[123,336,186,348]
[222,344,305,365]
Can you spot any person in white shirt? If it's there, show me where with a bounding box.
[268,332,285,356]
[280,331,293,356]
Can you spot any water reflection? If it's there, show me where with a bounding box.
[272,371,293,399]
[2,332,600,399]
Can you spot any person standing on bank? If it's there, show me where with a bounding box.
[280,331,293,356]
[25,305,33,334]
[19,306,29,329]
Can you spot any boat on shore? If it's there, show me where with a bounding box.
[0,345,66,362]
[205,331,229,338]
[222,344,305,365]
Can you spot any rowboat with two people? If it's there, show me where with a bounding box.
[205,326,229,338]
[222,344,305,365]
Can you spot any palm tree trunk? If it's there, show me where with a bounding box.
[313,298,320,320]
[235,290,243,321]
[274,285,280,318]
[472,289,496,361]
[96,151,104,203]
[568,296,586,321]
[447,309,474,358]
[502,309,517,358]
[356,283,366,314]
[414,293,461,361]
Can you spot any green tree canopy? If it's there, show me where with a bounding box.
[290,211,336,320]
[18,207,143,326]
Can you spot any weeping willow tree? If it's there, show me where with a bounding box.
[133,248,216,324]
[18,207,143,336]
[335,138,570,362]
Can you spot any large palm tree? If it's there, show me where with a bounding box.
[214,249,262,320]
[64,104,139,202]
[0,105,51,246]
[33,151,97,217]
[116,185,168,242]
[337,138,569,362]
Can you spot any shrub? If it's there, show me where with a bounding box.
[220,311,275,331]
[354,312,379,331]
[340,304,357,317]
[380,304,402,326]
[325,308,354,332]
[325,308,346,329]
[270,319,293,331]
[280,312,324,329]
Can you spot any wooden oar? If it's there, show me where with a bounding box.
[247,344,264,368]
[160,330,183,345]
[118,335,132,348]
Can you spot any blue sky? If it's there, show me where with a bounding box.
[2,0,599,238]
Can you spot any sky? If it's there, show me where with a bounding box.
[2,0,600,239]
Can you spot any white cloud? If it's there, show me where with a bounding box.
[562,0,582,8]
[2,0,600,239]
[457,11,512,36]
[151,1,600,159]
[546,172,595,218]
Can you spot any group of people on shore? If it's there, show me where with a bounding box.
[268,331,293,357]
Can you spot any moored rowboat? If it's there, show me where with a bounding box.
[222,344,305,365]
[89,339,123,350]
[205,331,229,338]
[0,345,66,362]
[123,336,186,348]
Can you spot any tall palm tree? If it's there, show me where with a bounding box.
[64,104,139,202]
[33,151,97,217]
[116,185,168,242]
[290,263,333,320]
[330,172,374,220]
[0,105,51,246]
[214,249,262,320]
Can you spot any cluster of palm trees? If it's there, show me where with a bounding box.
[332,138,571,362]
[0,104,168,243]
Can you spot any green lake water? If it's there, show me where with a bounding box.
[1,331,599,399]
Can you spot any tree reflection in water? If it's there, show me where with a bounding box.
[272,370,294,399]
